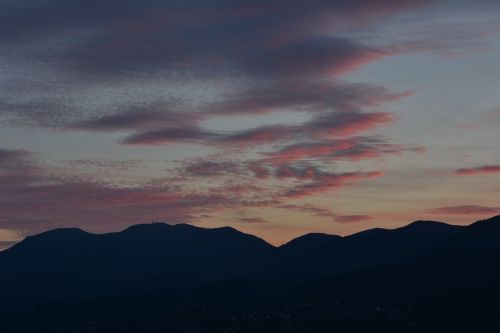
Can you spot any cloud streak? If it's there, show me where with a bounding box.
[234,217,267,224]
[335,215,373,223]
[280,169,383,198]
[264,137,424,166]
[123,110,395,147]
[0,0,433,73]
[0,148,264,232]
[429,205,500,215]
[455,165,500,176]
[0,146,386,236]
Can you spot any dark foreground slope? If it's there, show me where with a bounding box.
[3,249,499,333]
[1,216,500,332]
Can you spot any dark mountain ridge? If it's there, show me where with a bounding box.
[1,215,499,312]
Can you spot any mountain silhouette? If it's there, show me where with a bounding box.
[1,215,500,319]
[271,219,466,280]
[0,222,273,309]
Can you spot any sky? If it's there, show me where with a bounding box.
[1,0,500,248]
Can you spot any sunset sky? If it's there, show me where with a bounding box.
[1,0,500,248]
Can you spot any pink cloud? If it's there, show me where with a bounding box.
[265,137,424,165]
[266,140,359,165]
[124,109,397,147]
[455,165,500,176]
[246,160,271,179]
[283,170,383,198]
[0,148,273,234]
[275,165,320,181]
[208,81,412,117]
[306,111,394,138]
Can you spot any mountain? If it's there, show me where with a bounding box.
[1,216,500,314]
[446,215,500,250]
[2,215,500,333]
[272,219,465,279]
[0,222,274,309]
[278,232,341,255]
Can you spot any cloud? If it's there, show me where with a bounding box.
[281,169,383,198]
[235,37,387,81]
[0,145,386,236]
[65,159,139,172]
[246,160,271,179]
[0,168,263,233]
[234,217,267,224]
[180,158,386,203]
[1,0,497,139]
[0,149,31,166]
[264,137,415,165]
[278,204,336,218]
[275,165,321,181]
[6,0,498,239]
[304,111,394,138]
[335,215,372,223]
[429,205,500,215]
[73,107,200,132]
[123,110,396,147]
[0,147,272,233]
[0,0,429,139]
[455,165,500,176]
[0,148,39,178]
[278,204,373,224]
[0,0,433,73]
[207,82,411,117]
[181,159,242,177]
[265,139,362,165]
[216,125,296,147]
[122,127,216,145]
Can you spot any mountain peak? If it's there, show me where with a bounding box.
[282,233,340,245]
[37,227,89,236]
[279,233,341,253]
[401,220,454,230]
[475,215,500,223]
[122,222,172,232]
[5,228,91,254]
[469,215,500,230]
[407,220,445,226]
[22,227,90,242]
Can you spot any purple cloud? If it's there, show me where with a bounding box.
[234,217,267,224]
[181,159,242,177]
[280,169,383,198]
[123,110,396,147]
[335,215,373,223]
[429,205,500,215]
